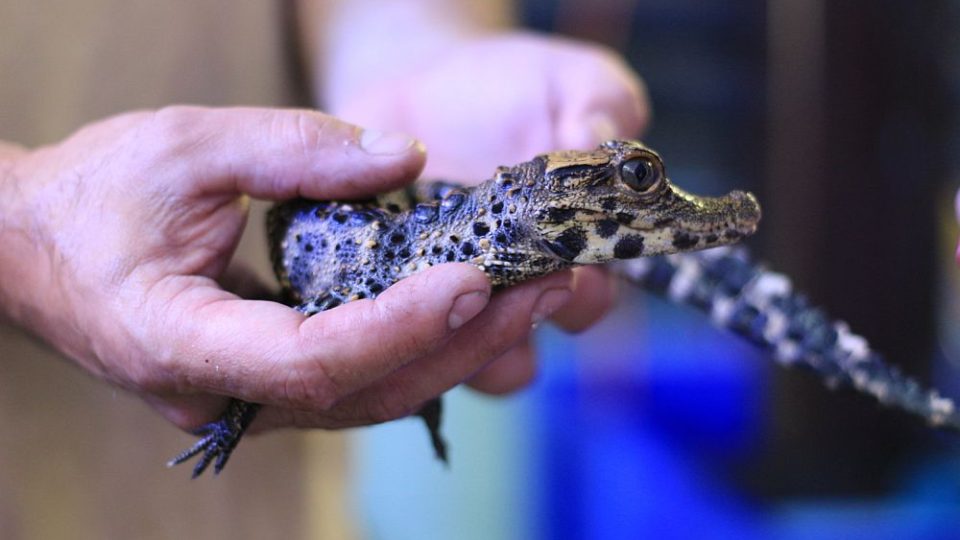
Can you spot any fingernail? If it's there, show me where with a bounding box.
[448,290,490,330]
[360,129,418,155]
[531,288,574,326]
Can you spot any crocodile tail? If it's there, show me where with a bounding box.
[612,247,960,431]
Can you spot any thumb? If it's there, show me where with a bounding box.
[142,106,427,200]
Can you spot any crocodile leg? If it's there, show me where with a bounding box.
[167,399,262,478]
[416,397,448,463]
[168,296,347,477]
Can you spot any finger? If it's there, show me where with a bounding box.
[549,266,617,333]
[554,49,651,148]
[466,337,538,395]
[312,271,574,428]
[142,106,426,200]
[254,337,541,431]
[147,263,491,413]
[216,263,278,301]
[142,393,230,432]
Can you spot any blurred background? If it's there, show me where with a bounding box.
[2,0,960,539]
[355,1,960,538]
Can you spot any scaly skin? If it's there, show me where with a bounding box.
[169,140,761,477]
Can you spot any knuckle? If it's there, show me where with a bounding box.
[364,386,416,425]
[281,360,340,411]
[150,105,203,137]
[126,362,168,394]
[281,110,337,158]
[475,331,510,363]
[371,301,437,358]
[143,105,209,158]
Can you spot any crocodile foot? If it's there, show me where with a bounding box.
[417,398,448,464]
[167,399,261,478]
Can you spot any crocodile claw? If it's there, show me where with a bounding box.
[417,398,448,464]
[167,399,261,478]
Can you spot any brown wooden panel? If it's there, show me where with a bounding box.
[0,2,355,537]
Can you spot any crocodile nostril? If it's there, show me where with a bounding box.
[729,190,762,224]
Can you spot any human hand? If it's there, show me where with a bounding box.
[0,106,577,433]
[332,33,649,179]
[331,32,650,393]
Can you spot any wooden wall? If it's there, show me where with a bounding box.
[0,2,354,538]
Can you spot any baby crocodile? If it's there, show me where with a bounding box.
[169,139,960,478]
[168,140,760,477]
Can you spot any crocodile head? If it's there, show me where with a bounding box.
[521,140,761,264]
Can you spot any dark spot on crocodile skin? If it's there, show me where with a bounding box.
[365,277,376,285]
[384,250,395,260]
[334,243,341,252]
[354,292,366,300]
[326,297,343,309]
[614,235,644,259]
[705,234,718,244]
[595,219,619,238]
[615,212,635,225]
[449,235,460,244]
[495,232,508,244]
[446,250,456,262]
[723,230,742,240]
[654,217,674,228]
[502,219,513,229]
[672,232,699,249]
[461,242,475,256]
[545,227,587,261]
[295,234,302,242]
[472,221,490,236]
[389,232,405,245]
[601,199,618,211]
[501,252,526,263]
[350,211,374,224]
[543,207,576,223]
[432,245,443,255]
[304,243,314,252]
[369,283,384,294]
[332,213,348,224]
[386,203,402,213]
[441,192,465,211]
[414,203,438,223]
[398,248,411,259]
[491,202,504,214]
[321,239,328,248]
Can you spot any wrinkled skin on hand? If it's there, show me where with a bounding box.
[0,106,578,434]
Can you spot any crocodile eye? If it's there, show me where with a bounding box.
[621,158,661,192]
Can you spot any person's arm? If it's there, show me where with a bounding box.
[0,107,573,432]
